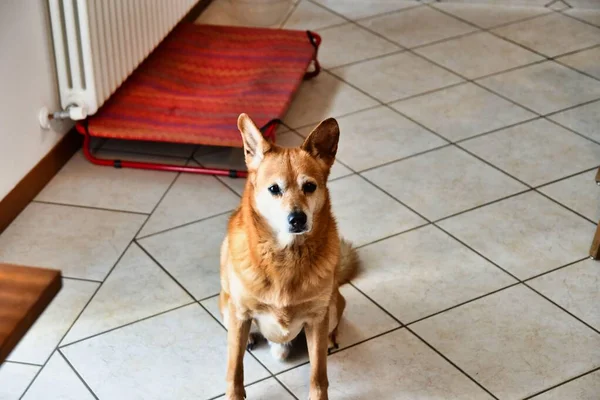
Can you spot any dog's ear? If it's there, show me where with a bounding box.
[301,118,339,168]
[238,113,271,170]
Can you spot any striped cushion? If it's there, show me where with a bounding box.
[77,23,316,147]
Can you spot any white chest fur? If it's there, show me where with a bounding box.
[254,312,305,344]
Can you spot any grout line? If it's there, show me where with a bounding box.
[62,276,103,284]
[30,200,150,216]
[559,6,600,28]
[272,326,405,377]
[58,302,196,349]
[522,365,600,399]
[544,114,600,147]
[430,3,556,31]
[326,48,406,70]
[3,360,43,367]
[56,349,100,400]
[405,282,521,327]
[522,257,589,283]
[431,188,532,224]
[523,284,600,335]
[190,157,244,199]
[355,222,431,250]
[349,283,405,326]
[204,376,278,400]
[405,327,500,400]
[136,209,234,240]
[135,243,197,301]
[534,165,600,188]
[278,0,302,28]
[352,1,426,23]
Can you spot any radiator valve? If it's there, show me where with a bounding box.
[39,105,87,129]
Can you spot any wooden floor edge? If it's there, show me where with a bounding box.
[0,0,212,235]
[0,129,82,234]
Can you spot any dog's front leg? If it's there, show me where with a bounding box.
[225,303,251,400]
[305,310,330,400]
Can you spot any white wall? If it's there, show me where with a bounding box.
[0,1,73,201]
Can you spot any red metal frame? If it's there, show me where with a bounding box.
[80,31,322,178]
[82,120,282,178]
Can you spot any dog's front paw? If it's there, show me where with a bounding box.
[225,388,246,400]
[308,388,329,400]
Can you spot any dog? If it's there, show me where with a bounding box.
[219,113,360,400]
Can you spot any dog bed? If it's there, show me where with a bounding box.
[76,23,322,177]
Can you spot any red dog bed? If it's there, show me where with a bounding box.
[76,23,322,178]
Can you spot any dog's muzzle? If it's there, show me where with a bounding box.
[288,211,308,233]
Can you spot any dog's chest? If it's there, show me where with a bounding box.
[254,308,305,344]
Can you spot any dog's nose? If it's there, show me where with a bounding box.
[288,211,307,230]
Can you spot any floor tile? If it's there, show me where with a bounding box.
[548,100,600,143]
[493,13,600,57]
[316,23,400,68]
[195,0,295,28]
[312,0,418,20]
[22,352,95,400]
[566,0,600,9]
[392,83,536,142]
[477,61,600,115]
[539,170,600,222]
[36,151,183,213]
[301,106,446,171]
[415,32,543,79]
[363,146,527,220]
[329,175,426,246]
[359,7,477,48]
[278,329,493,400]
[214,378,295,400]
[557,46,600,80]
[0,363,40,400]
[62,305,269,400]
[100,139,196,158]
[0,203,145,280]
[433,3,550,29]
[138,214,229,300]
[412,285,600,400]
[529,259,600,331]
[195,131,352,195]
[564,9,600,26]
[282,1,345,31]
[203,284,399,374]
[138,173,239,237]
[7,279,98,365]
[461,119,600,187]
[438,192,595,279]
[530,370,600,400]
[356,225,516,323]
[283,71,378,129]
[332,52,464,103]
[61,244,192,345]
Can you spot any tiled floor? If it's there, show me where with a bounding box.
[1,1,600,399]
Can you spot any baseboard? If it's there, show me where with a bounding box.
[0,129,82,234]
[0,0,213,235]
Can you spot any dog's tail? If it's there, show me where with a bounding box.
[337,238,360,285]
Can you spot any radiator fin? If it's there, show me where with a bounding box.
[49,0,197,117]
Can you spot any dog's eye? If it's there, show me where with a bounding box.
[268,184,282,195]
[302,182,317,194]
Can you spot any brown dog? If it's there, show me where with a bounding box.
[219,114,359,400]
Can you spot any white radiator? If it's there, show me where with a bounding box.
[48,0,197,119]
